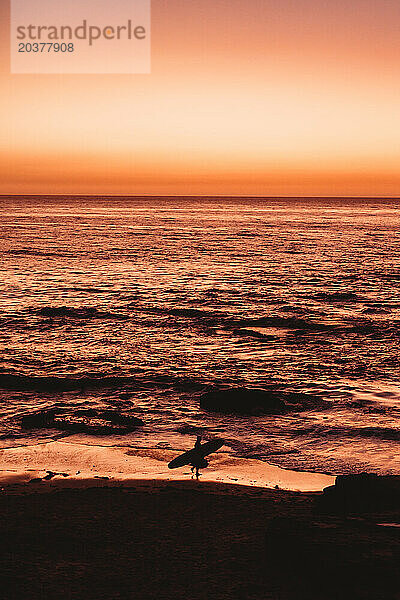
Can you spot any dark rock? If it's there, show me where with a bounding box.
[200,388,285,415]
[19,407,144,435]
[199,387,325,416]
[317,473,400,514]
[20,408,58,428]
[265,516,400,599]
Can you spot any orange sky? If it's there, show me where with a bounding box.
[1,0,399,196]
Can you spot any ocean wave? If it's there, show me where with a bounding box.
[232,328,276,341]
[5,249,69,257]
[149,309,339,332]
[145,306,226,321]
[226,316,335,332]
[299,424,400,442]
[310,291,360,302]
[362,306,391,314]
[0,372,206,393]
[167,308,224,319]
[0,374,141,392]
[37,306,129,320]
[0,317,30,330]
[348,322,400,336]
[349,426,400,441]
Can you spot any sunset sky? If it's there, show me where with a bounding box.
[0,0,399,196]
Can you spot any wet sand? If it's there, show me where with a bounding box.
[0,439,335,491]
[1,473,399,599]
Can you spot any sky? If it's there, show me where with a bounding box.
[0,0,399,196]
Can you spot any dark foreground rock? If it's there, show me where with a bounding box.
[200,387,325,415]
[20,407,144,435]
[0,483,398,600]
[266,516,400,600]
[317,473,400,514]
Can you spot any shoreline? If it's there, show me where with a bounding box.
[0,438,335,492]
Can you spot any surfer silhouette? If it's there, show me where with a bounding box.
[168,437,224,480]
[190,435,208,479]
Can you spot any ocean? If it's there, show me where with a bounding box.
[1,195,400,475]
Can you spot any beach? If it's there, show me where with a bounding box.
[1,442,399,600]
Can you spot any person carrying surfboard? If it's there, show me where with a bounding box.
[190,436,208,479]
[168,436,224,480]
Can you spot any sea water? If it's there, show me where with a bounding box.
[1,196,399,475]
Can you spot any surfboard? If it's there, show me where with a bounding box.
[168,439,224,469]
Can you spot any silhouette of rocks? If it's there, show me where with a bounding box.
[200,387,324,415]
[20,407,144,435]
[317,473,400,514]
[20,408,58,428]
[28,471,70,483]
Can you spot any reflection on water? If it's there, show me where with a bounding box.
[0,196,400,475]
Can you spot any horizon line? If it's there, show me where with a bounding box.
[1,194,399,199]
